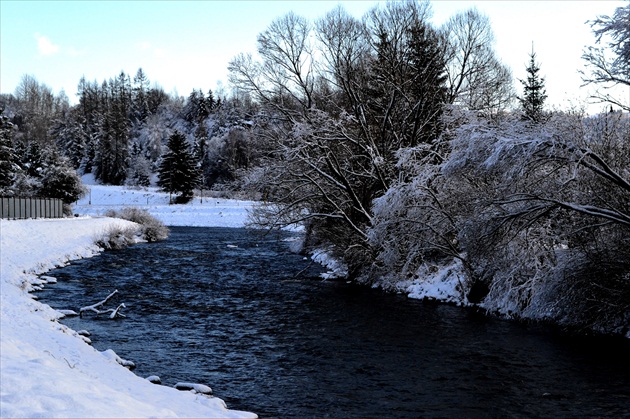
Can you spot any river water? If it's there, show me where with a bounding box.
[40,227,629,418]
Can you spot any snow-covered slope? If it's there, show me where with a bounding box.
[0,216,256,418]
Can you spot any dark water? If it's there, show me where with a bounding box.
[40,227,629,418]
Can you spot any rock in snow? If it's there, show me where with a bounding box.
[175,382,213,395]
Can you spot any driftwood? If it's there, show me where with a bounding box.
[79,290,126,319]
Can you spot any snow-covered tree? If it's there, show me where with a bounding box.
[441,8,515,114]
[157,131,200,203]
[38,149,85,206]
[126,143,151,187]
[518,47,547,122]
[12,75,60,146]
[232,1,449,273]
[132,68,150,123]
[581,3,630,111]
[447,110,629,331]
[93,73,131,185]
[369,107,629,333]
[0,110,18,190]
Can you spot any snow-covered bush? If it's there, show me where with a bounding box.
[105,207,169,242]
[451,111,629,330]
[368,142,469,287]
[94,224,139,250]
[369,108,629,335]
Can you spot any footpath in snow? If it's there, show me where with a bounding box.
[0,215,256,418]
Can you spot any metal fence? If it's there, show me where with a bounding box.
[0,197,64,220]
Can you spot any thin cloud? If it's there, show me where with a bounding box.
[137,41,168,58]
[34,33,60,56]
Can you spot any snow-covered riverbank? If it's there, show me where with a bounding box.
[0,216,256,418]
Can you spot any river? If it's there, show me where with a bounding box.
[40,226,630,418]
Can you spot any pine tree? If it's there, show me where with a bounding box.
[0,110,18,189]
[405,22,448,145]
[93,74,131,185]
[38,149,84,205]
[518,46,547,123]
[157,131,200,203]
[133,68,150,123]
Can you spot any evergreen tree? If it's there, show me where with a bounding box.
[38,149,84,205]
[405,22,448,145]
[0,110,18,189]
[93,74,131,184]
[127,143,151,187]
[518,46,547,122]
[157,131,200,203]
[76,77,101,173]
[132,68,150,123]
[51,107,87,169]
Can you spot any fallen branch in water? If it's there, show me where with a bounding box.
[109,303,126,319]
[80,290,126,319]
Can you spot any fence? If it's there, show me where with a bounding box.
[0,197,64,220]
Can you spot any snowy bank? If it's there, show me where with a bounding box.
[0,217,256,418]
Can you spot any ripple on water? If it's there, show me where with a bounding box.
[40,227,630,418]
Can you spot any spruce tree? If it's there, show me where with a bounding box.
[38,149,84,205]
[157,131,200,203]
[406,22,448,145]
[518,46,547,122]
[0,111,18,189]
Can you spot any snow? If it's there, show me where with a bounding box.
[310,249,348,280]
[75,177,254,227]
[405,259,467,304]
[0,198,256,416]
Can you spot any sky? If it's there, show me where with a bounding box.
[1,0,628,112]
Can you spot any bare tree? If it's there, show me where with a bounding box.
[440,8,515,114]
[13,74,65,145]
[581,3,630,111]
[229,12,315,120]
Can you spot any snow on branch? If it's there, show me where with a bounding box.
[79,290,126,319]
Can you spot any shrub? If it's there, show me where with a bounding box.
[94,225,139,250]
[105,207,169,242]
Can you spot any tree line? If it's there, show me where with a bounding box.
[0,0,628,335]
[0,66,261,205]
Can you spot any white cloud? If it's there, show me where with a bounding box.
[136,41,168,58]
[34,33,60,56]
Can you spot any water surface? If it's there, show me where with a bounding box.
[41,227,630,418]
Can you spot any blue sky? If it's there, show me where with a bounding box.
[1,0,627,111]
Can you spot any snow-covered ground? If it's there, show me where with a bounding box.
[74,175,255,228]
[0,185,257,417]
